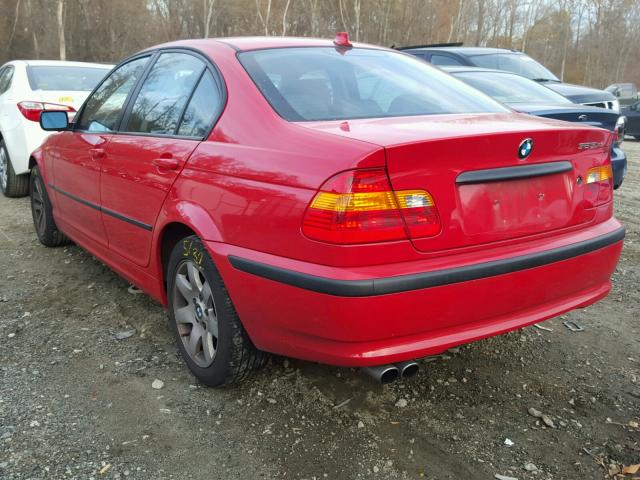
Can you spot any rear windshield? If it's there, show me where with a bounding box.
[238,47,508,121]
[27,66,111,91]
[453,71,572,104]
[468,53,559,82]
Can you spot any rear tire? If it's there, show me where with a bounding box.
[167,235,266,387]
[30,166,70,247]
[0,139,29,197]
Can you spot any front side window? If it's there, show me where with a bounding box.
[239,47,507,122]
[177,71,222,138]
[454,71,572,104]
[76,57,149,132]
[124,53,205,135]
[27,66,110,91]
[469,53,559,82]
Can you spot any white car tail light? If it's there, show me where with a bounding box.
[17,101,76,122]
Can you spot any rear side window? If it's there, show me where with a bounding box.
[124,53,205,135]
[454,71,572,104]
[239,47,506,122]
[177,71,222,138]
[76,57,149,132]
[430,54,464,66]
[0,66,14,95]
[469,53,558,81]
[27,66,109,91]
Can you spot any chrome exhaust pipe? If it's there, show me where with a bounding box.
[361,365,399,384]
[396,360,419,379]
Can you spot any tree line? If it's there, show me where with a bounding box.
[1,0,639,89]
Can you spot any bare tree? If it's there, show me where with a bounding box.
[281,0,291,36]
[507,0,519,46]
[6,0,22,53]
[57,0,66,60]
[338,0,361,41]
[475,0,486,46]
[204,0,216,38]
[1,0,639,89]
[255,0,272,36]
[448,0,464,42]
[25,0,39,58]
[305,0,320,36]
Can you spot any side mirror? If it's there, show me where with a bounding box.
[40,111,69,131]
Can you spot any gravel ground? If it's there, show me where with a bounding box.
[1,140,639,480]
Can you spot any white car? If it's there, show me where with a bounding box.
[0,60,113,197]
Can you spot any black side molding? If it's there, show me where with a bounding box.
[229,227,625,297]
[49,184,152,231]
[456,161,573,185]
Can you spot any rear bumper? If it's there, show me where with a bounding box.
[208,218,624,367]
[3,120,50,175]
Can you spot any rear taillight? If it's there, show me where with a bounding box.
[583,164,613,207]
[394,189,441,238]
[302,168,440,244]
[17,101,75,122]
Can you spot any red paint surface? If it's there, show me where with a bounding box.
[35,37,623,367]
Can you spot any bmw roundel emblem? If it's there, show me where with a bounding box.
[518,138,533,159]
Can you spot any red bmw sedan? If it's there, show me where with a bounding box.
[30,36,624,386]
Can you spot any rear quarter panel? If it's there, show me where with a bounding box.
[157,45,421,268]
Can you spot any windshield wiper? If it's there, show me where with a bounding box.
[532,78,558,83]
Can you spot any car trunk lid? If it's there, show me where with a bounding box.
[297,113,613,253]
[508,103,618,131]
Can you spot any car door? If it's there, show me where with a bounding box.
[50,56,150,246]
[100,51,223,266]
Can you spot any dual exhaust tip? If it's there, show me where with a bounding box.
[362,360,419,384]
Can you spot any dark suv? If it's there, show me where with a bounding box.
[401,45,619,112]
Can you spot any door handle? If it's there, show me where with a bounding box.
[89,147,105,160]
[152,157,180,170]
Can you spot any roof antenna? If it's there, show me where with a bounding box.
[334,32,352,48]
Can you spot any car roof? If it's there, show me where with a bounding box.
[6,60,113,69]
[403,46,521,56]
[151,36,388,53]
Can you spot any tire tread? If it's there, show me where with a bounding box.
[168,235,266,386]
[1,141,29,197]
[30,167,70,247]
[220,271,268,385]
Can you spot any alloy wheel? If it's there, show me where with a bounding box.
[172,260,218,367]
